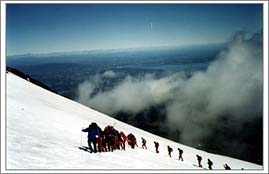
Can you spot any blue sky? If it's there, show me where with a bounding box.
[7,4,262,55]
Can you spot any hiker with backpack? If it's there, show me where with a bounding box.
[127,133,137,149]
[196,155,202,167]
[82,122,102,153]
[154,141,159,153]
[177,148,183,161]
[167,145,173,157]
[141,137,147,149]
[207,159,213,170]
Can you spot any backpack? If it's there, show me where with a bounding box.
[142,138,146,143]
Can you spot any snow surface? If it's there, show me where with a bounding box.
[6,72,262,171]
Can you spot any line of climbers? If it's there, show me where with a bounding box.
[82,122,130,153]
[82,122,234,170]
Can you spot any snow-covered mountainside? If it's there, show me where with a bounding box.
[6,72,262,170]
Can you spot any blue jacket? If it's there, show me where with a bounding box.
[82,127,101,140]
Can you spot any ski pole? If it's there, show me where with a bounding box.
[80,127,84,147]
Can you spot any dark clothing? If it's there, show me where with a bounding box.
[82,127,100,140]
[224,164,231,170]
[82,122,102,153]
[196,155,202,167]
[141,138,147,149]
[167,146,173,157]
[87,139,96,152]
[178,148,183,161]
[82,123,102,140]
[127,133,137,149]
[154,141,159,153]
[208,159,213,170]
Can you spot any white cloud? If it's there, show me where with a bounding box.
[76,32,263,154]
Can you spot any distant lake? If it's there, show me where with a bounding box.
[117,62,209,72]
[7,45,223,99]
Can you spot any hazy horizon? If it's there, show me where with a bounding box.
[7,41,228,57]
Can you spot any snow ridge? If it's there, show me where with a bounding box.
[6,72,262,171]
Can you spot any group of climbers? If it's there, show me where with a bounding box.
[82,122,127,153]
[82,122,233,170]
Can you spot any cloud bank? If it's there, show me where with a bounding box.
[166,32,263,145]
[76,32,263,162]
[77,71,187,115]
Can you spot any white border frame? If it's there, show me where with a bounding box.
[1,1,268,173]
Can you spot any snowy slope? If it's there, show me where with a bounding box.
[6,72,262,170]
